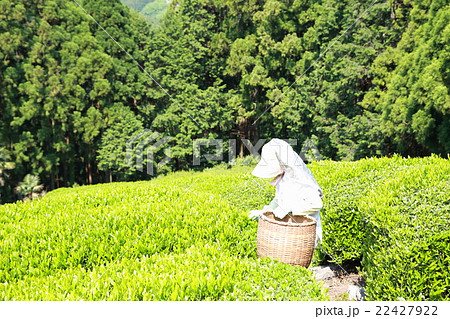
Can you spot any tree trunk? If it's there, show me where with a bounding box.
[239,142,244,158]
[88,161,93,184]
[50,170,55,190]
[62,136,69,187]
[85,161,89,184]
[62,157,68,187]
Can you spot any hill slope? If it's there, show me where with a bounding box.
[121,0,169,24]
[0,156,448,300]
[121,0,153,12]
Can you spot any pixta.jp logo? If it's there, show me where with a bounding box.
[126,130,173,176]
[126,130,322,176]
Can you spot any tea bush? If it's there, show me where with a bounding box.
[359,156,450,300]
[363,232,450,301]
[0,162,325,300]
[0,245,324,301]
[311,155,450,300]
[1,155,448,300]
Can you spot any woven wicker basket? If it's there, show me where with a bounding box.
[257,211,316,267]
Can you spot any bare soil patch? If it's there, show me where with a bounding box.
[312,262,366,301]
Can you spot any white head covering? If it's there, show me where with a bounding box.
[251,139,285,179]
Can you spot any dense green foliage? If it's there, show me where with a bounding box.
[1,0,449,202]
[0,162,326,300]
[0,0,154,201]
[1,156,448,300]
[363,0,449,156]
[313,155,450,300]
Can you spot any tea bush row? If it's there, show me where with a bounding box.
[312,155,450,300]
[1,155,448,300]
[0,163,325,300]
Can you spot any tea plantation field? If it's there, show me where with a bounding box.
[0,155,448,300]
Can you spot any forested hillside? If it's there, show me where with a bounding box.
[121,0,169,24]
[1,0,449,202]
[121,0,154,12]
